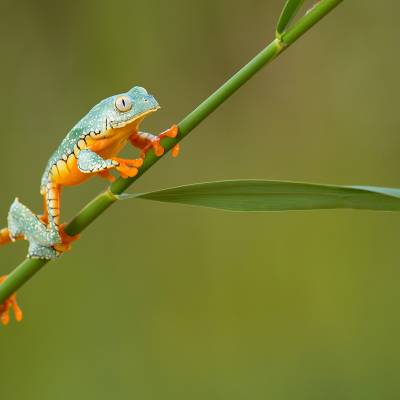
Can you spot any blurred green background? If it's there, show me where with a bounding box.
[1,1,400,399]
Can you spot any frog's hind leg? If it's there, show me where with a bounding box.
[7,197,60,259]
[44,182,61,231]
[0,187,53,247]
[44,182,79,254]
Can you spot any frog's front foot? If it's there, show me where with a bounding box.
[0,276,23,326]
[154,124,179,156]
[141,124,180,158]
[112,157,143,178]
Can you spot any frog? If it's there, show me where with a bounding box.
[0,86,179,324]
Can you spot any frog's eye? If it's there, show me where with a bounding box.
[115,96,132,112]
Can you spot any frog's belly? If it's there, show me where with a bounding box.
[51,154,92,186]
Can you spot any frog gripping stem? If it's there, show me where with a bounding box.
[130,124,180,159]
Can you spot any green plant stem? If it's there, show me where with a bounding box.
[0,0,343,304]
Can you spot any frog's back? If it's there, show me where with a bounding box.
[40,101,107,189]
[40,126,85,187]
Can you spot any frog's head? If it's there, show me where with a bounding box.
[107,86,160,129]
[76,86,160,138]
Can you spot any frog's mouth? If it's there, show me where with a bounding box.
[110,106,160,129]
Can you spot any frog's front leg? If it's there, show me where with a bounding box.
[78,149,143,179]
[6,180,79,259]
[130,125,180,158]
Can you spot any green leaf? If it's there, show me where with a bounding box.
[276,0,305,37]
[117,180,400,212]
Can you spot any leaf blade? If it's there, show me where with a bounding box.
[119,180,400,212]
[276,0,305,37]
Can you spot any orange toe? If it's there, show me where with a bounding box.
[0,276,23,326]
[54,224,80,254]
[131,158,143,168]
[0,228,13,246]
[120,165,138,178]
[165,124,179,138]
[159,124,179,139]
[172,144,180,158]
[153,141,165,157]
[0,308,10,325]
[12,301,23,322]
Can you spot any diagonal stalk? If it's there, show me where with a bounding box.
[0,0,343,304]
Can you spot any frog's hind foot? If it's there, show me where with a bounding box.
[7,198,79,258]
[0,275,23,326]
[28,242,60,259]
[53,223,80,254]
[7,198,60,260]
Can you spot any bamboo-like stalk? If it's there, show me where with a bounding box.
[0,0,343,304]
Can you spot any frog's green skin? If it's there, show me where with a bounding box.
[1,86,178,259]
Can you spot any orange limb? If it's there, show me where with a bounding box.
[0,276,23,326]
[41,189,80,254]
[129,132,163,156]
[130,124,180,159]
